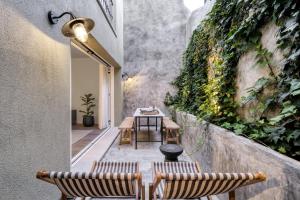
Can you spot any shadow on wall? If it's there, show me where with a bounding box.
[0,1,71,44]
[122,73,173,117]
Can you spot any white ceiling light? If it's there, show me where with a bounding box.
[183,0,204,12]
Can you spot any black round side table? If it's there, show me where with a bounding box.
[159,144,183,162]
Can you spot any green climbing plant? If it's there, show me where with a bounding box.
[166,0,300,160]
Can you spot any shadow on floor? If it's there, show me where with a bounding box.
[72,128,105,157]
[72,123,100,130]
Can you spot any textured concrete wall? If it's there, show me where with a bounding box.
[173,110,300,200]
[0,1,71,199]
[186,0,216,42]
[72,58,100,124]
[0,0,123,199]
[123,0,189,117]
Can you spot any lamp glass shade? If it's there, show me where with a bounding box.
[72,23,88,43]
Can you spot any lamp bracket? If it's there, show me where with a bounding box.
[122,73,129,81]
[48,11,76,25]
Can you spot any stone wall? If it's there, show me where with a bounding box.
[123,0,189,116]
[235,22,284,121]
[173,110,300,200]
[186,0,216,42]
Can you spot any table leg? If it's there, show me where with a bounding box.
[135,117,138,149]
[147,117,150,140]
[147,117,150,133]
[160,117,163,145]
[138,117,140,131]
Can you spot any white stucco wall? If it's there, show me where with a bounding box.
[0,1,71,199]
[0,0,123,199]
[72,58,100,124]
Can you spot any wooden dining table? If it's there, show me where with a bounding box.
[133,107,165,149]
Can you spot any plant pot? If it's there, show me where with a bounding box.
[83,116,94,127]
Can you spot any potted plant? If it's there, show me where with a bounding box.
[79,93,96,127]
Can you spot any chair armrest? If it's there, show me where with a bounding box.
[149,172,162,200]
[229,190,235,200]
[89,161,97,173]
[36,170,55,184]
[149,182,154,200]
[141,182,145,200]
[135,172,143,200]
[195,161,202,172]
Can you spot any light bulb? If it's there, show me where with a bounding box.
[72,23,88,42]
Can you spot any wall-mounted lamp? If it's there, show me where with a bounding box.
[122,72,129,81]
[48,11,95,43]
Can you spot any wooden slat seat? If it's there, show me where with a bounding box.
[149,162,266,200]
[163,117,180,144]
[36,161,145,200]
[163,119,180,130]
[163,117,170,122]
[119,117,134,144]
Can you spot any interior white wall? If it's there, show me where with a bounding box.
[99,64,105,128]
[72,58,100,124]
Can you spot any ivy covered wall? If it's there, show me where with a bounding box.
[166,0,300,160]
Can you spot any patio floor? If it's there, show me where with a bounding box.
[72,127,218,200]
[101,128,192,182]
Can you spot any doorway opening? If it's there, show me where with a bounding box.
[70,44,112,160]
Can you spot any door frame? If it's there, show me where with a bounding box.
[98,64,114,129]
[71,42,115,129]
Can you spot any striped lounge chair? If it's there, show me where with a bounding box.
[36,161,145,200]
[150,162,266,200]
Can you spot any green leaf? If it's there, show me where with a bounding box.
[288,49,300,61]
[290,79,300,96]
[268,127,286,144]
[281,103,297,115]
[292,90,300,96]
[278,146,286,154]
[221,122,232,129]
[292,130,300,139]
[290,79,300,91]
